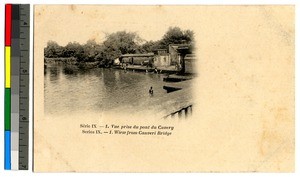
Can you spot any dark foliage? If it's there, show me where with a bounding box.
[44,27,195,62]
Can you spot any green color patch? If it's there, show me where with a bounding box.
[5,88,11,131]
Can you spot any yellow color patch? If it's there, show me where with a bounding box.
[5,47,11,88]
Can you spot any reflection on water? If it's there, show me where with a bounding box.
[45,65,168,116]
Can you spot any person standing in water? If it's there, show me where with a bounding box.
[149,86,154,95]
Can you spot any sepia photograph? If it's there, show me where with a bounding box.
[34,5,294,172]
[44,26,196,119]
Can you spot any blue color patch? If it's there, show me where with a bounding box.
[5,131,11,170]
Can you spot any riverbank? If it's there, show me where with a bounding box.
[114,64,179,74]
[45,57,181,74]
[45,57,77,64]
[45,57,100,70]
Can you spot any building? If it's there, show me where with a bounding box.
[169,44,196,74]
[168,44,192,64]
[118,44,196,73]
[157,49,168,56]
[183,54,196,74]
[120,53,154,65]
[153,49,171,68]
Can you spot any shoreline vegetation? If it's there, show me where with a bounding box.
[44,27,195,73]
[44,27,196,118]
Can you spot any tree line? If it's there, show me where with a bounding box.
[44,27,194,64]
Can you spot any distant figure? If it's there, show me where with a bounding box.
[149,86,154,95]
[154,68,158,73]
[124,64,127,73]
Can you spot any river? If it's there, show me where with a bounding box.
[44,64,169,117]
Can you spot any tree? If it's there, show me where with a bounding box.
[159,27,195,49]
[44,41,64,58]
[44,27,195,64]
[138,27,195,53]
[64,42,84,62]
[102,31,141,60]
[182,29,194,43]
[139,40,163,53]
[82,39,100,62]
[64,42,79,57]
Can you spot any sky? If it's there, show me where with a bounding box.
[35,5,196,46]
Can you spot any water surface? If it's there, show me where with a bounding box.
[44,64,168,116]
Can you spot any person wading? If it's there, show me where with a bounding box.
[149,86,154,95]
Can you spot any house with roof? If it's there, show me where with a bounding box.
[169,44,196,74]
[119,53,154,65]
[117,43,196,73]
[153,49,172,68]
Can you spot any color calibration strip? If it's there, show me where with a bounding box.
[4,4,30,170]
[5,4,12,170]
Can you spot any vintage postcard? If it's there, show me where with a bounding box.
[33,5,294,172]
